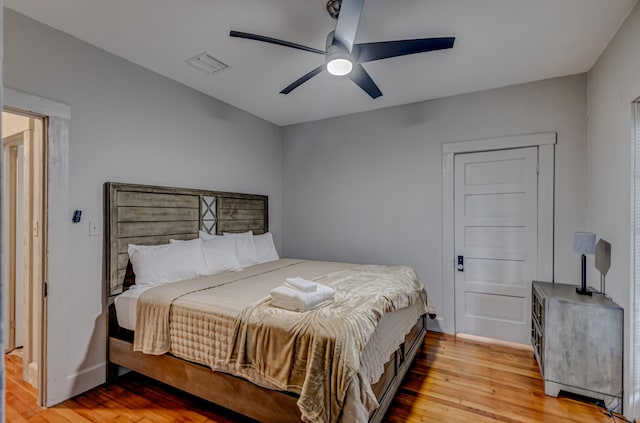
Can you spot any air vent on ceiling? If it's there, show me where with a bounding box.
[186,52,229,74]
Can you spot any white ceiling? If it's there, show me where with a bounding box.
[6,0,638,126]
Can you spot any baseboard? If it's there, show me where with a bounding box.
[456,332,533,351]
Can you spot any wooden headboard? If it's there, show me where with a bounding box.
[104,182,268,296]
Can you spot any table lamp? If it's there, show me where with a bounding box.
[574,232,596,296]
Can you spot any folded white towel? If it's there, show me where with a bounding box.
[270,283,335,312]
[285,277,317,292]
[271,297,334,313]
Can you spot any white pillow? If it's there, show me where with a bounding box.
[200,237,243,274]
[254,232,279,264]
[128,238,206,286]
[199,230,220,240]
[223,231,258,268]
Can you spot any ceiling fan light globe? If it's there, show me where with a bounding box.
[327,58,353,76]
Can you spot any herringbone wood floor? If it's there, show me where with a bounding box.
[5,332,617,422]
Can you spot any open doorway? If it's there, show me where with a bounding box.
[2,108,47,404]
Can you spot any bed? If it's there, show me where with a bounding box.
[105,182,431,423]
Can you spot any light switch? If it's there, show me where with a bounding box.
[89,221,100,236]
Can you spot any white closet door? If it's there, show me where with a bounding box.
[454,147,538,344]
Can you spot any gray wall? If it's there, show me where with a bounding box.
[282,74,588,333]
[4,9,282,403]
[587,1,640,416]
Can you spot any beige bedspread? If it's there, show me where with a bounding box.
[134,259,430,423]
[228,264,428,423]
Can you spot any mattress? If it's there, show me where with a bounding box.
[114,285,152,331]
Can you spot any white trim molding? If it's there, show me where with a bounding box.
[4,89,70,121]
[442,132,556,154]
[441,132,556,335]
[630,101,640,418]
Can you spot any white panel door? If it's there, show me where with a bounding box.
[454,147,538,344]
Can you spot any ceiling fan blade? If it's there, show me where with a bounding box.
[347,64,382,99]
[230,31,325,55]
[333,0,363,52]
[355,37,455,63]
[280,65,326,94]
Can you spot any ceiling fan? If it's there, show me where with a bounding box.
[230,0,455,99]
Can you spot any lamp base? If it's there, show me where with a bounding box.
[576,287,593,296]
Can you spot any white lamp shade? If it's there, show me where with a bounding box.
[573,232,596,255]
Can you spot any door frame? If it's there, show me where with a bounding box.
[441,132,556,335]
[630,99,640,418]
[2,132,25,352]
[4,88,70,406]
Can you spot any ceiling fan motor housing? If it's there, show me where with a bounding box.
[325,31,353,76]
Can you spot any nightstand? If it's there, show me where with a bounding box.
[531,281,623,412]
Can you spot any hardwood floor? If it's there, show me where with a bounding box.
[5,332,619,422]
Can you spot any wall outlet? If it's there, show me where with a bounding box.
[89,221,100,236]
